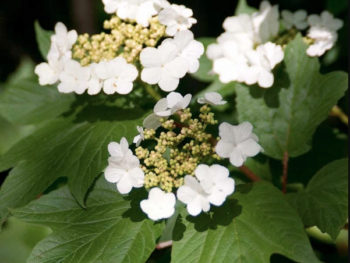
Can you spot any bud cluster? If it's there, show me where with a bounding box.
[72,16,166,65]
[136,106,220,192]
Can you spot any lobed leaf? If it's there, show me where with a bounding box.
[0,116,144,222]
[236,34,348,159]
[14,178,164,263]
[172,182,320,263]
[287,158,348,240]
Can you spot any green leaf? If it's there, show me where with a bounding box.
[0,116,35,155]
[236,34,348,159]
[34,21,53,59]
[235,0,257,15]
[0,80,74,125]
[0,217,51,263]
[191,38,216,82]
[171,182,320,263]
[13,178,164,263]
[287,159,348,240]
[0,116,144,221]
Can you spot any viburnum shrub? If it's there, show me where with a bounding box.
[0,0,348,262]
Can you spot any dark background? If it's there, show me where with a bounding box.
[0,0,348,82]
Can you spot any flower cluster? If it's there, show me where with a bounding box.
[105,92,262,220]
[208,1,343,88]
[35,0,203,95]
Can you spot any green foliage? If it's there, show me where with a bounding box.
[0,1,348,262]
[287,159,348,240]
[0,80,74,125]
[14,178,164,263]
[0,217,51,263]
[34,21,53,59]
[236,34,348,159]
[235,0,257,15]
[172,182,320,263]
[0,116,144,222]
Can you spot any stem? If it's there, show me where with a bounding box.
[282,152,289,194]
[156,240,173,250]
[145,85,162,101]
[331,105,348,126]
[239,165,260,182]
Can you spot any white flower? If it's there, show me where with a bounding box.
[154,92,192,117]
[140,41,188,92]
[35,22,77,86]
[140,188,176,220]
[306,28,338,57]
[94,57,138,95]
[35,59,65,86]
[195,164,235,206]
[216,122,261,167]
[102,0,169,27]
[281,10,308,30]
[177,164,235,216]
[105,138,144,194]
[49,22,77,57]
[306,11,343,57]
[108,137,133,163]
[251,1,279,43]
[177,176,210,216]
[133,126,144,147]
[164,30,204,73]
[307,11,343,32]
[58,60,91,94]
[197,92,227,105]
[208,40,249,83]
[158,4,197,36]
[244,42,284,88]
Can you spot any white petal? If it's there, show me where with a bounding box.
[238,138,261,157]
[104,167,125,183]
[229,148,245,167]
[117,175,133,194]
[140,47,162,67]
[141,68,162,85]
[158,73,180,92]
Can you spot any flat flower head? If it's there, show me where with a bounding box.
[140,188,176,220]
[198,92,227,106]
[216,122,261,167]
[159,4,197,36]
[140,41,188,92]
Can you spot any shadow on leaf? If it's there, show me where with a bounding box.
[122,188,148,222]
[248,64,291,108]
